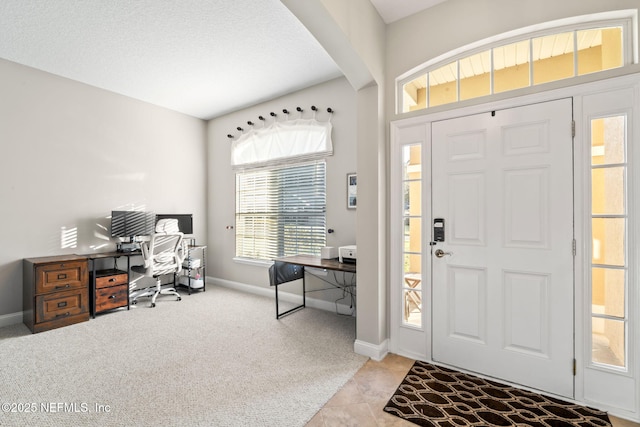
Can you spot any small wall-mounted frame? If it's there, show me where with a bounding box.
[347,173,357,209]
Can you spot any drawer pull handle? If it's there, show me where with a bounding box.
[55,284,70,289]
[57,301,68,308]
[57,273,67,280]
[109,278,116,282]
[109,295,116,299]
[55,312,70,318]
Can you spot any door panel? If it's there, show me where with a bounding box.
[448,266,486,343]
[503,270,549,355]
[450,173,485,245]
[503,167,549,248]
[432,98,574,398]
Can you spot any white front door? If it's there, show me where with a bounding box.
[431,98,575,397]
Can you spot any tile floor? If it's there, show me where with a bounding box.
[306,354,640,427]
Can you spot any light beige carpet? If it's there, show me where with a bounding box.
[0,284,366,426]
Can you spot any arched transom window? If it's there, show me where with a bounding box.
[398,12,637,113]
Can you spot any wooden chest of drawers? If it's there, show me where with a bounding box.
[23,255,89,333]
[91,269,129,314]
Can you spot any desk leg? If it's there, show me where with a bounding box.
[202,247,206,292]
[126,256,131,311]
[275,273,306,319]
[275,283,280,319]
[91,260,96,319]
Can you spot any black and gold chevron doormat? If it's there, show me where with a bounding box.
[384,361,611,426]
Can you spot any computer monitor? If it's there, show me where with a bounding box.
[110,211,156,240]
[155,214,193,235]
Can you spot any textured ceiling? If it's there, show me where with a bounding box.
[0,1,439,120]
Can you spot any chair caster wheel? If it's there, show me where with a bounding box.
[132,301,137,305]
[177,297,182,301]
[151,303,156,308]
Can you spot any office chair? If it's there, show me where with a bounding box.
[130,219,185,307]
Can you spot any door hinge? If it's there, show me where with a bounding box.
[572,239,576,256]
[573,359,577,376]
[571,120,576,138]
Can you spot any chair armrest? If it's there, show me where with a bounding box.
[177,241,187,264]
[140,242,152,268]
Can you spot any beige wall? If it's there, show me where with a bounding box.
[386,0,640,121]
[379,0,639,378]
[3,0,635,353]
[206,77,357,300]
[0,58,207,319]
[320,0,386,84]
[284,0,639,353]
[283,0,388,351]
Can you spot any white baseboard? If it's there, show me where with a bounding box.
[211,277,274,298]
[0,311,23,328]
[210,276,355,316]
[354,338,389,361]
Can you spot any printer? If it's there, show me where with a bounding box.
[339,245,357,264]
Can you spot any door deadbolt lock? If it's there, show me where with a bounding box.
[434,249,453,258]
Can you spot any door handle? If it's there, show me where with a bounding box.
[434,249,453,258]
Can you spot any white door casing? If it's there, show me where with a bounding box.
[389,121,431,360]
[580,87,637,414]
[431,99,575,397]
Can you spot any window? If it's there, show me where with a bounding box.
[590,115,627,369]
[399,14,633,113]
[401,144,423,328]
[235,162,326,261]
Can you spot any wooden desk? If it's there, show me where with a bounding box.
[275,255,356,273]
[271,255,356,318]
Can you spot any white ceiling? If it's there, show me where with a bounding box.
[0,0,442,120]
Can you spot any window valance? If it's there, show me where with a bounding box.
[231,119,333,170]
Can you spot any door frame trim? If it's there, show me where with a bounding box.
[389,118,432,360]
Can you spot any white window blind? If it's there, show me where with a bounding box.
[235,161,326,261]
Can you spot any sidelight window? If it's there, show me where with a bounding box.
[401,144,423,328]
[590,115,627,369]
